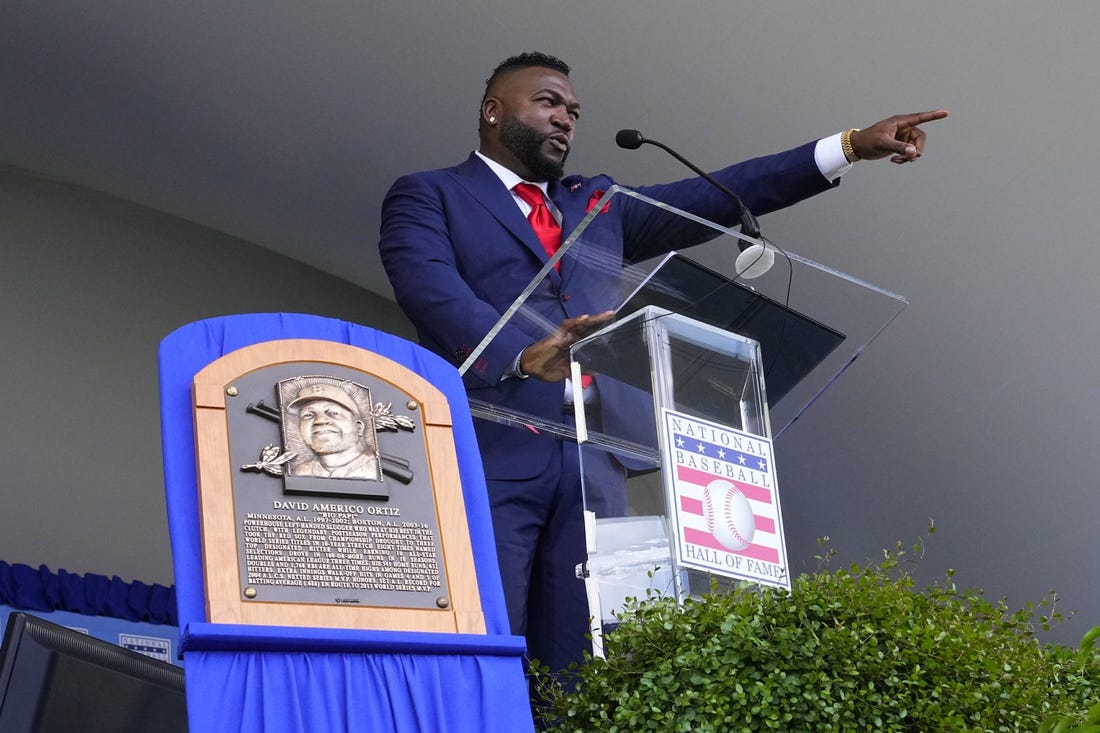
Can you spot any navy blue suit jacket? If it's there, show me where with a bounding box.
[379,143,837,480]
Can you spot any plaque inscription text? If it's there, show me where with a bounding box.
[243,508,441,593]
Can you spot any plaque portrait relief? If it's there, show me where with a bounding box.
[240,375,417,500]
[281,378,382,481]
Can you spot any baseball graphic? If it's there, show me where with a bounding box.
[702,479,755,551]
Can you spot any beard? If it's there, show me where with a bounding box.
[499,118,568,181]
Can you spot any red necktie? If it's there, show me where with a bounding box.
[515,184,595,390]
[513,183,563,271]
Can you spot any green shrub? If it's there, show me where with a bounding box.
[536,536,1098,732]
[1039,627,1100,733]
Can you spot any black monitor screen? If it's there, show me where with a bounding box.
[618,253,846,407]
[0,612,188,733]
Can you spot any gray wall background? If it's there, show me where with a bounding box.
[0,169,413,585]
[1,2,1098,646]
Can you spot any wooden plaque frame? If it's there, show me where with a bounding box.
[192,339,485,634]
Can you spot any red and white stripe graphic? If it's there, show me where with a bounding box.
[675,464,782,565]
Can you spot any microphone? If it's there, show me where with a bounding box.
[734,241,774,279]
[615,128,761,240]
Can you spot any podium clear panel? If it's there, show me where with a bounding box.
[459,186,907,442]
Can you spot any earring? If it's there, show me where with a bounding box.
[489,116,496,123]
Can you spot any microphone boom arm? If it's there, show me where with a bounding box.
[617,129,761,240]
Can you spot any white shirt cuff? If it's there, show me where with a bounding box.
[816,132,854,182]
[501,349,529,381]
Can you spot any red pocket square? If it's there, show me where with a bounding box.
[586,190,611,214]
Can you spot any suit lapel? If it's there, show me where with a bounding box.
[448,154,561,283]
[549,178,596,283]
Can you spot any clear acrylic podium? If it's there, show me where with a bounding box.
[457,187,907,653]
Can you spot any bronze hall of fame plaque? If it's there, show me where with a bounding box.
[191,339,485,635]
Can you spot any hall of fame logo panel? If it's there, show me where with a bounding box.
[661,409,790,590]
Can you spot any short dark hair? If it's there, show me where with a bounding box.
[483,52,570,100]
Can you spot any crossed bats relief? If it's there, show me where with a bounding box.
[241,395,417,484]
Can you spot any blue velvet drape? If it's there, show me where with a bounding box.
[0,561,176,624]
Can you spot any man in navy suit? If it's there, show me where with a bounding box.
[379,52,946,678]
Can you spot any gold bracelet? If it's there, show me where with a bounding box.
[841,128,861,163]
